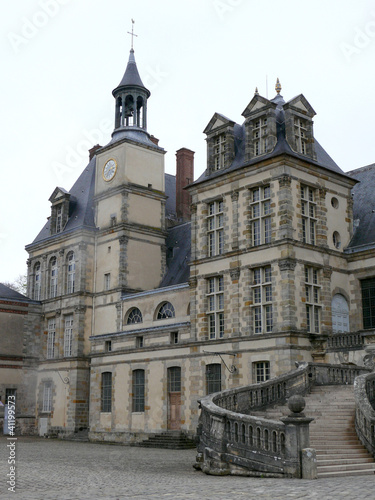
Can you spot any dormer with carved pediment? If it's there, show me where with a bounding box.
[203,113,237,173]
[241,91,278,162]
[283,94,317,160]
[49,187,71,236]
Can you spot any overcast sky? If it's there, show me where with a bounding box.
[1,0,375,284]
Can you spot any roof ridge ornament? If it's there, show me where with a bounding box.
[275,77,282,95]
[127,18,138,50]
[254,87,259,95]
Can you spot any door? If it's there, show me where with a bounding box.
[167,367,181,430]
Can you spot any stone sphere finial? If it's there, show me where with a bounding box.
[288,394,306,415]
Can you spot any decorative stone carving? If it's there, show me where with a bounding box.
[319,187,327,199]
[230,268,240,281]
[231,191,239,202]
[278,258,296,271]
[59,249,65,256]
[278,175,292,188]
[119,236,128,246]
[323,266,333,279]
[74,306,86,314]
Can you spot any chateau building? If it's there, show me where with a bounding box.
[15,46,375,441]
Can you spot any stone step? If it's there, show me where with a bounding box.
[318,457,374,465]
[318,469,375,478]
[317,462,375,473]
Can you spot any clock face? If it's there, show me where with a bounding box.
[102,159,117,181]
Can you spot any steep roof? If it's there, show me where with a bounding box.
[192,92,348,186]
[0,283,33,302]
[112,49,150,95]
[165,173,176,218]
[159,222,191,287]
[347,163,375,250]
[27,156,97,247]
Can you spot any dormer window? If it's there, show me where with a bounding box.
[214,134,226,171]
[56,205,63,233]
[294,118,308,155]
[253,118,268,156]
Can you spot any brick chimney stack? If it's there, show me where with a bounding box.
[89,144,102,161]
[176,148,194,222]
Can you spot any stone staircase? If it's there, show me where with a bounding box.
[136,431,196,450]
[252,385,375,478]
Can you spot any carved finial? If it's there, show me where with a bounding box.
[127,19,138,50]
[254,87,259,96]
[275,78,282,94]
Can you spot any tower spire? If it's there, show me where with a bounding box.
[127,19,138,50]
[275,78,282,95]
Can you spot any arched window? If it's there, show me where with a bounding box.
[157,302,175,320]
[332,294,349,333]
[126,307,143,324]
[34,262,41,300]
[67,252,75,294]
[49,257,58,298]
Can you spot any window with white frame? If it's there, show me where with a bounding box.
[301,185,316,245]
[42,383,52,412]
[50,257,58,298]
[64,315,73,357]
[56,205,63,233]
[34,262,41,300]
[254,361,270,383]
[251,266,273,334]
[207,276,224,339]
[101,372,112,412]
[207,200,224,257]
[126,307,143,324]
[47,318,56,359]
[294,118,308,155]
[157,302,175,319]
[332,294,349,333]
[305,266,321,333]
[104,273,111,291]
[253,117,268,156]
[250,186,271,246]
[213,133,226,171]
[67,252,75,294]
[132,369,145,412]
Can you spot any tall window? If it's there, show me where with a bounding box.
[250,186,271,246]
[206,364,221,394]
[254,361,270,383]
[50,257,58,298]
[251,266,273,333]
[47,318,56,359]
[126,307,143,324]
[168,366,181,393]
[294,118,308,155]
[361,278,375,329]
[101,372,112,412]
[104,273,111,291]
[301,185,316,245]
[64,315,73,357]
[34,262,41,300]
[305,267,321,333]
[157,302,175,319]
[56,205,63,233]
[207,276,224,339]
[332,294,349,333]
[253,117,268,156]
[213,133,226,170]
[207,200,224,257]
[67,252,75,294]
[43,383,52,413]
[132,369,145,412]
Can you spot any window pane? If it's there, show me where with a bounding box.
[132,370,145,412]
[206,364,221,394]
[101,372,112,412]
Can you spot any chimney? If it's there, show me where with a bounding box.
[89,144,102,161]
[150,135,159,146]
[176,148,194,222]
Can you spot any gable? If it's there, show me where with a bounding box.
[242,95,276,118]
[203,113,235,135]
[49,187,70,204]
[284,94,316,117]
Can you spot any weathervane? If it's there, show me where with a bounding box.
[127,19,138,50]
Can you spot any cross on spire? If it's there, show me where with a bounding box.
[127,19,138,50]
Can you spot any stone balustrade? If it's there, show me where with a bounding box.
[196,362,370,478]
[354,372,375,457]
[327,333,364,350]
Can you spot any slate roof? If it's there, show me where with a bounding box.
[192,93,347,186]
[347,163,375,250]
[113,49,149,94]
[27,156,97,247]
[0,283,33,302]
[165,173,176,218]
[159,222,191,287]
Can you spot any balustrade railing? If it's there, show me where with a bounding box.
[327,333,364,350]
[196,362,370,478]
[354,372,375,457]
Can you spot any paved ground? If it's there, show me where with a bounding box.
[0,436,374,500]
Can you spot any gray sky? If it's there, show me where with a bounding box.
[2,0,375,283]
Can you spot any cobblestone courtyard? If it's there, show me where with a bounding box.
[0,436,374,499]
